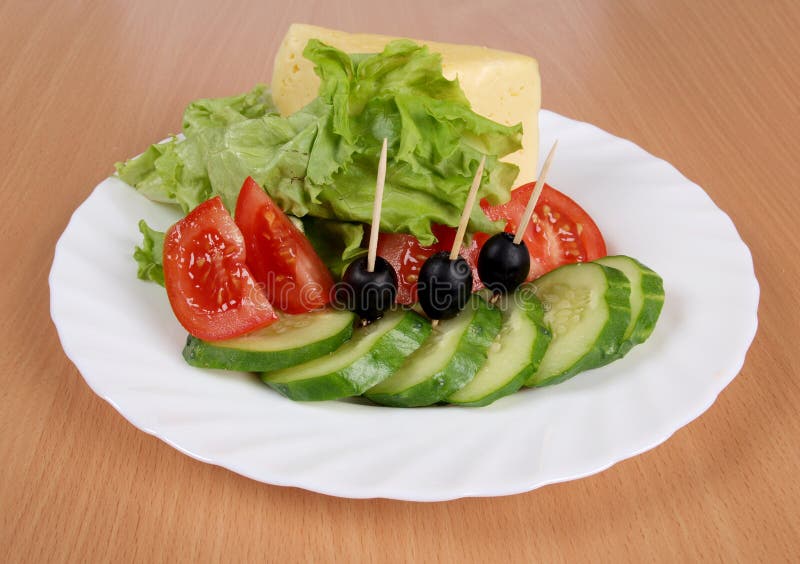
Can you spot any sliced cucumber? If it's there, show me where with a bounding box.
[448,291,551,407]
[366,295,502,407]
[183,309,355,372]
[595,255,664,356]
[262,309,430,401]
[526,262,631,387]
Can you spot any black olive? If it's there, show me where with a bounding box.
[417,251,473,320]
[477,232,530,294]
[337,255,398,321]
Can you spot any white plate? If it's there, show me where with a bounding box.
[49,111,759,501]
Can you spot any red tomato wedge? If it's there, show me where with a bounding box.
[479,182,607,279]
[163,197,278,341]
[376,183,606,303]
[234,177,334,313]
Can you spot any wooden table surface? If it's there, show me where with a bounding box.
[2,0,798,561]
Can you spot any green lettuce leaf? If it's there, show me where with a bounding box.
[182,84,277,132]
[203,98,333,214]
[116,85,275,213]
[133,220,165,286]
[300,39,522,244]
[299,216,366,277]
[114,136,212,213]
[119,38,524,272]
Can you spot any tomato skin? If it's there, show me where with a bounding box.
[163,197,278,341]
[234,177,334,314]
[377,183,606,303]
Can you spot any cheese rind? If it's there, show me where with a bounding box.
[272,23,541,186]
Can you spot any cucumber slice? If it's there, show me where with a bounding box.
[594,255,664,356]
[183,309,355,372]
[262,309,430,401]
[448,291,551,407]
[526,262,631,387]
[366,296,502,407]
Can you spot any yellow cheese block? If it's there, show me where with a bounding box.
[272,23,541,186]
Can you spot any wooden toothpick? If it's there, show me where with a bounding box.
[449,155,486,261]
[367,138,389,273]
[513,140,558,245]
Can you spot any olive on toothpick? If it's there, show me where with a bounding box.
[338,138,398,322]
[477,232,530,294]
[417,156,485,321]
[338,255,397,321]
[417,251,473,320]
[477,140,559,295]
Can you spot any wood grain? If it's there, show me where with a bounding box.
[2,0,799,561]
